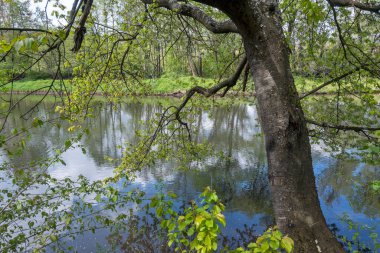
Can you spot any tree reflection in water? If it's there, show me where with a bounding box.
[1,97,379,252]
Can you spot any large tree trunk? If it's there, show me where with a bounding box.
[220,1,346,252]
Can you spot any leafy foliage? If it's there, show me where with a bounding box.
[230,227,294,253]
[151,187,226,253]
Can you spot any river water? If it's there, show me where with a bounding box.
[1,97,379,252]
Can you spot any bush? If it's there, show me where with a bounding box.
[24,70,52,80]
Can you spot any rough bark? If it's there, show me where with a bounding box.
[216,1,346,252]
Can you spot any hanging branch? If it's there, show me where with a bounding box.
[174,56,247,139]
[0,28,53,34]
[300,62,374,99]
[327,0,380,14]
[306,118,380,132]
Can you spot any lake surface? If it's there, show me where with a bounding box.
[1,97,379,252]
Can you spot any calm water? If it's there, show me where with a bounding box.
[1,97,379,252]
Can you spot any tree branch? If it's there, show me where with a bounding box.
[300,63,370,99]
[328,0,380,14]
[307,118,380,132]
[143,0,238,34]
[174,56,247,137]
[242,62,250,92]
[0,28,53,34]
[72,0,94,52]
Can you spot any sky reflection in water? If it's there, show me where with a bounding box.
[1,98,379,252]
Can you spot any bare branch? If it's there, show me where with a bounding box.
[300,63,370,99]
[307,118,380,132]
[174,56,247,137]
[143,0,238,34]
[0,28,53,34]
[242,62,250,92]
[328,0,380,14]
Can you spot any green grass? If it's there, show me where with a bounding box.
[1,79,59,92]
[144,75,328,94]
[4,75,218,94]
[3,74,379,95]
[144,75,217,94]
[294,76,325,93]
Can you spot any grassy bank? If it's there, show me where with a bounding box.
[3,75,378,95]
[2,79,59,92]
[144,75,217,93]
[2,76,218,94]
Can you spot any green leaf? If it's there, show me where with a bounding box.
[248,242,257,249]
[261,240,269,251]
[32,117,44,127]
[205,235,211,248]
[65,216,71,225]
[197,231,205,241]
[215,213,226,227]
[187,227,195,236]
[178,221,186,231]
[281,236,294,253]
[58,159,66,166]
[212,242,218,250]
[50,234,58,242]
[205,219,213,228]
[168,222,176,232]
[273,229,283,240]
[65,140,72,149]
[270,239,280,250]
[195,215,204,227]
